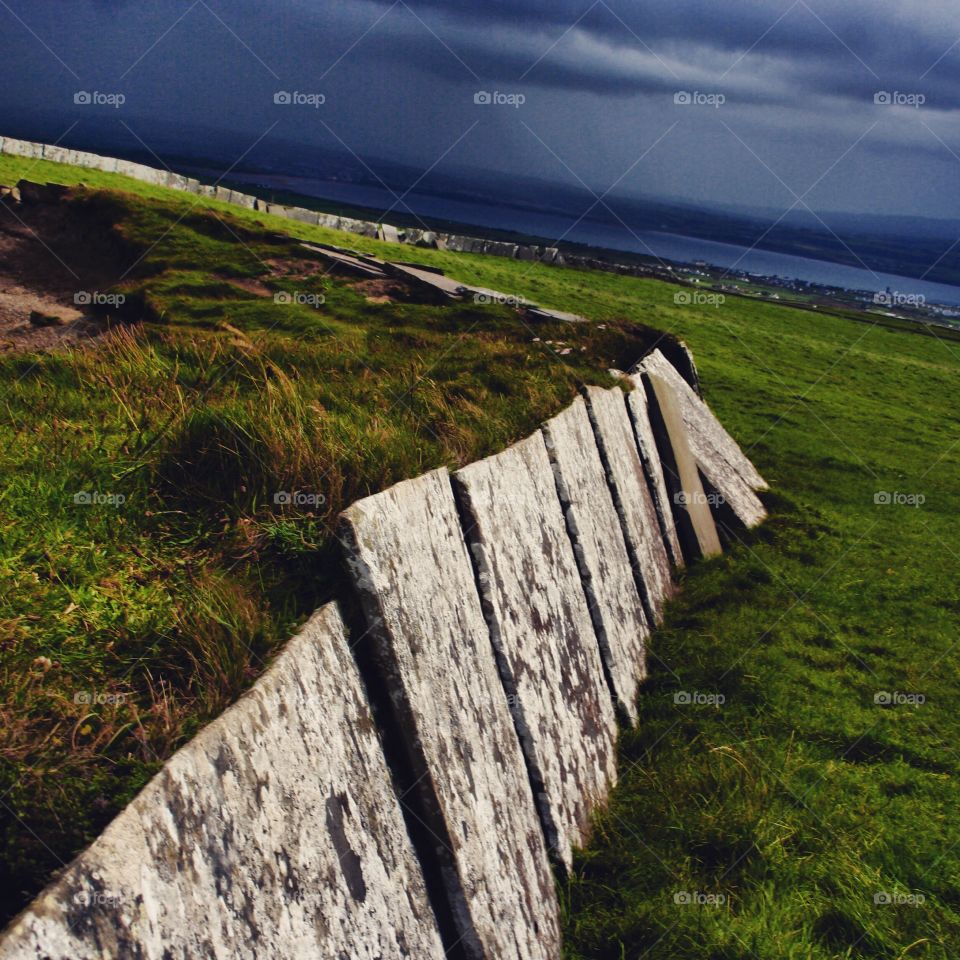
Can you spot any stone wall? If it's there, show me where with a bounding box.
[0,145,769,957]
[0,135,610,268]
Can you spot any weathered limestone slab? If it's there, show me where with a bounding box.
[643,371,723,560]
[453,433,618,869]
[229,190,256,209]
[673,339,702,397]
[624,376,684,568]
[290,206,321,224]
[71,151,101,169]
[0,603,445,960]
[383,262,465,299]
[583,385,675,624]
[93,154,118,173]
[638,350,766,529]
[300,242,387,279]
[526,305,587,324]
[164,171,190,191]
[214,184,233,203]
[378,222,400,242]
[3,138,43,158]
[149,168,169,186]
[340,216,378,237]
[115,159,152,182]
[541,398,650,722]
[483,240,519,258]
[317,212,341,229]
[41,145,70,165]
[339,469,561,960]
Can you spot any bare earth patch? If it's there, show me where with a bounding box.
[0,186,134,353]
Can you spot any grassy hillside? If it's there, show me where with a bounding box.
[1,156,959,958]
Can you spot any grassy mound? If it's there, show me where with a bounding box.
[0,161,655,922]
[1,155,958,958]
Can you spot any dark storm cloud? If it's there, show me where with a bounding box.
[0,0,957,217]
[351,0,960,107]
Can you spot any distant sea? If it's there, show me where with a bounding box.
[220,171,960,307]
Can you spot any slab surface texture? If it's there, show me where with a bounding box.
[453,433,618,870]
[339,469,561,960]
[644,372,723,560]
[0,604,444,960]
[541,397,649,722]
[639,351,767,529]
[624,378,685,569]
[584,385,675,624]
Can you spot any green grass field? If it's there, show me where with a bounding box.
[1,155,958,957]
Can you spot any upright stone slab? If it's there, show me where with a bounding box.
[41,145,70,165]
[165,171,191,191]
[71,151,102,170]
[378,222,400,242]
[583,385,675,624]
[339,470,561,960]
[643,371,723,561]
[541,398,650,722]
[0,604,444,960]
[3,139,42,158]
[624,377,684,568]
[453,433,618,868]
[229,190,256,209]
[115,159,151,182]
[638,350,767,530]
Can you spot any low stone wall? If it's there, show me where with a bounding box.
[0,135,587,267]
[541,398,650,724]
[0,203,767,958]
[453,432,619,869]
[0,605,446,960]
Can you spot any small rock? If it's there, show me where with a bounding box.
[29,310,67,327]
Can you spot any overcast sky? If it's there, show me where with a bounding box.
[1,0,959,218]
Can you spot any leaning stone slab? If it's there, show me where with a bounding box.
[340,469,561,960]
[214,184,233,203]
[643,371,723,560]
[624,376,684,568]
[583,385,675,624]
[542,397,650,722]
[453,433,618,869]
[0,603,445,960]
[638,350,766,529]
